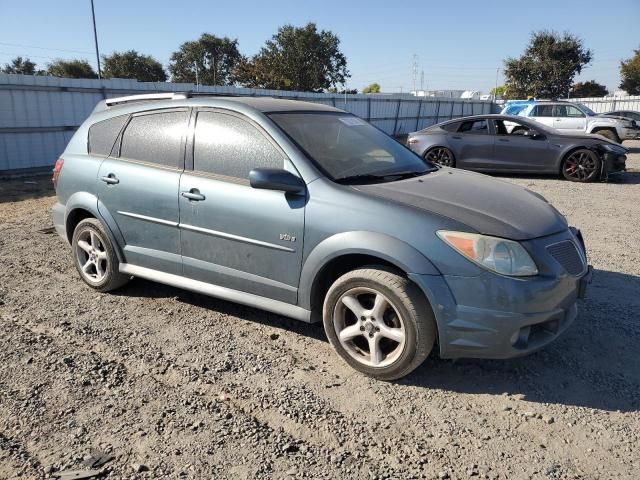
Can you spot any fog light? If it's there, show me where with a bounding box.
[510,326,531,347]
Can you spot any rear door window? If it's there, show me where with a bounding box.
[532,105,554,117]
[554,105,584,117]
[88,115,128,156]
[119,110,189,168]
[193,111,285,180]
[458,119,488,134]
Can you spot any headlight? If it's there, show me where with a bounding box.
[437,231,538,276]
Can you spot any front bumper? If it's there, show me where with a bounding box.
[602,151,627,177]
[410,229,592,359]
[621,127,640,140]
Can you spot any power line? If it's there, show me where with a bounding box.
[0,41,93,55]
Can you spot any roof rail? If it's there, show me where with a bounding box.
[104,92,189,107]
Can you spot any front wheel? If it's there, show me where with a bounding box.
[561,149,601,182]
[322,266,436,381]
[425,147,455,167]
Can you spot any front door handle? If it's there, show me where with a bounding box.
[100,174,119,185]
[181,189,205,201]
[451,135,462,139]
[498,138,509,142]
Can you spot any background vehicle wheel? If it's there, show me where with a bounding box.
[425,147,455,167]
[72,218,130,292]
[561,149,601,182]
[323,266,436,381]
[593,129,620,143]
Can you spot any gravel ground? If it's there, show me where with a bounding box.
[1,142,639,480]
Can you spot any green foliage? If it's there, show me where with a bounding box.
[570,80,608,98]
[236,23,349,92]
[362,83,381,94]
[102,50,166,82]
[504,31,592,99]
[490,85,506,98]
[168,34,242,86]
[47,59,97,79]
[1,56,37,75]
[620,48,640,95]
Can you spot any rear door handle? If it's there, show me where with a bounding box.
[100,174,119,185]
[452,135,462,139]
[498,138,509,142]
[181,189,205,201]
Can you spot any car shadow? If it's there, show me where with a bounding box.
[403,268,640,413]
[0,174,54,203]
[115,268,639,413]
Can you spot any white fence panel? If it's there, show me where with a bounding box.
[0,73,494,172]
[569,96,640,113]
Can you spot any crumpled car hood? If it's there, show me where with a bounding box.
[356,168,568,241]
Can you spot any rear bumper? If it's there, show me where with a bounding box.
[410,229,591,359]
[52,201,68,242]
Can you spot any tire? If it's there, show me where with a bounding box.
[425,146,456,167]
[71,218,130,292]
[561,149,602,183]
[322,266,437,381]
[593,129,620,143]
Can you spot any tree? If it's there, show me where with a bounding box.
[2,56,37,75]
[169,34,242,86]
[363,83,381,94]
[503,31,592,99]
[570,80,608,98]
[47,59,97,79]
[102,50,166,82]
[490,85,506,98]
[236,23,349,92]
[620,48,640,95]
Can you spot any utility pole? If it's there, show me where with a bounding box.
[420,70,424,93]
[494,67,500,100]
[194,62,199,91]
[412,54,419,93]
[90,0,101,79]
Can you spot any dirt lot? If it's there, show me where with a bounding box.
[1,143,639,480]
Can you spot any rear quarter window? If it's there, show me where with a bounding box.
[441,122,460,132]
[88,115,128,156]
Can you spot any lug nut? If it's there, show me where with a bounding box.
[360,326,365,331]
[375,327,380,332]
[369,333,374,338]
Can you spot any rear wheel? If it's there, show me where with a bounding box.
[323,266,436,381]
[425,147,455,167]
[593,129,620,143]
[72,218,130,292]
[561,149,601,182]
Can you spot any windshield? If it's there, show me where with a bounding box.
[503,104,528,115]
[269,112,434,182]
[577,103,597,116]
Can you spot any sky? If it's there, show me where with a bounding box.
[1,0,638,94]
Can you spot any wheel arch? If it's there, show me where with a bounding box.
[299,231,440,318]
[558,145,599,174]
[64,192,125,262]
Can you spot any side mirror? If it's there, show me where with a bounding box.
[249,168,305,194]
[524,130,545,140]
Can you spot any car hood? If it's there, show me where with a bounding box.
[555,132,627,148]
[355,169,568,241]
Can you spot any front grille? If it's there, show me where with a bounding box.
[547,241,585,275]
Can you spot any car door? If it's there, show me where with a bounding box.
[552,104,587,134]
[96,108,189,275]
[179,109,305,305]
[491,119,552,172]
[447,118,494,169]
[529,104,555,128]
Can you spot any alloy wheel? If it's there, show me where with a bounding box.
[75,228,108,284]
[564,151,598,181]
[426,147,454,167]
[332,287,406,367]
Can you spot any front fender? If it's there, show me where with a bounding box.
[64,191,125,262]
[298,231,440,310]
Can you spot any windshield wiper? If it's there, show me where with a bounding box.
[334,169,434,184]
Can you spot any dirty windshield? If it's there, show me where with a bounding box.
[269,112,435,183]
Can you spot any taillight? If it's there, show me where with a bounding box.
[52,158,64,188]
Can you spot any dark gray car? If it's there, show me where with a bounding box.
[407,114,627,182]
[52,94,592,380]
